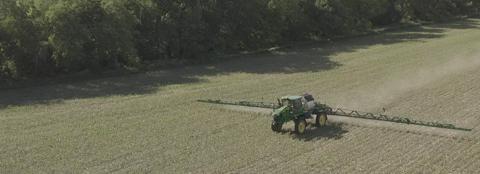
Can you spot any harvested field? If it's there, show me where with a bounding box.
[1,19,480,173]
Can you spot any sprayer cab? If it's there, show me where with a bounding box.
[277,95,315,110]
[278,96,303,108]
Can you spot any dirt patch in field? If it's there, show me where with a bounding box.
[219,105,273,115]
[341,54,480,110]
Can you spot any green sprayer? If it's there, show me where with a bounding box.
[198,94,472,134]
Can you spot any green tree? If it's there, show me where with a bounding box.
[45,0,138,73]
[0,0,45,78]
[1,0,479,80]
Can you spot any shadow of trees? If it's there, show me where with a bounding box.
[0,71,205,108]
[0,19,478,109]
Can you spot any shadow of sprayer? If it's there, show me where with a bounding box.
[289,123,349,141]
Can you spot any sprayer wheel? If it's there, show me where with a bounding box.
[271,121,283,132]
[316,113,328,127]
[295,119,307,134]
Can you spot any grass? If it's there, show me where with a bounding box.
[1,19,480,173]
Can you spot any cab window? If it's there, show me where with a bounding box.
[293,99,302,110]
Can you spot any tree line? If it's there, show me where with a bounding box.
[1,0,479,80]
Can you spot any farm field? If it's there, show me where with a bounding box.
[1,19,480,173]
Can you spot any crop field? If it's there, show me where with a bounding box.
[1,19,480,173]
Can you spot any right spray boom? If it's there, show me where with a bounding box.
[325,107,472,131]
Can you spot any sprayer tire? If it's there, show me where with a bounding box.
[295,119,307,134]
[316,113,328,127]
[271,121,282,132]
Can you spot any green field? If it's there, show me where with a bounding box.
[2,19,480,173]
